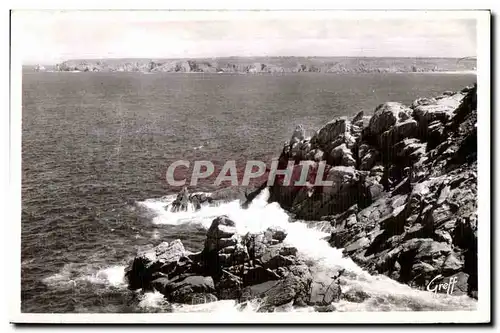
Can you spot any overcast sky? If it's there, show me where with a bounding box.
[14,11,477,64]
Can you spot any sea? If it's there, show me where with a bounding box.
[21,71,477,313]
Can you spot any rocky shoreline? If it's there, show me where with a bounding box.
[125,84,478,311]
[51,57,477,74]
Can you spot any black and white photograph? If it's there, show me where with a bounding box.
[9,9,491,324]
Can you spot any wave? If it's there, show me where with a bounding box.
[137,189,477,312]
[42,264,127,289]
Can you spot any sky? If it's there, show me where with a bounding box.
[13,11,478,65]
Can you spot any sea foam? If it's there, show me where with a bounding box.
[137,188,477,312]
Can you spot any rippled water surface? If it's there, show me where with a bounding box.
[21,72,476,312]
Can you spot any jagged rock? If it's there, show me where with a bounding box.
[368,102,412,136]
[441,253,463,274]
[341,288,371,303]
[168,188,217,212]
[151,275,217,304]
[243,266,280,286]
[217,272,242,300]
[170,186,190,212]
[214,241,249,269]
[155,239,187,263]
[184,293,218,305]
[125,240,189,290]
[189,193,213,210]
[125,246,160,290]
[241,274,311,311]
[314,304,337,312]
[352,110,364,126]
[393,139,427,165]
[378,119,418,153]
[315,118,351,147]
[414,93,464,122]
[272,86,477,298]
[446,272,470,296]
[358,172,385,207]
[308,274,342,306]
[290,166,360,220]
[411,97,437,108]
[151,277,171,294]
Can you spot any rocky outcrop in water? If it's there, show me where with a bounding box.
[54,57,477,74]
[125,215,347,311]
[267,84,478,298]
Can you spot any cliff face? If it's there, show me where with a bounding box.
[54,57,477,73]
[269,85,478,298]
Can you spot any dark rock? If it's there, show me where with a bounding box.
[341,289,371,303]
[125,247,158,290]
[359,145,379,171]
[378,119,418,153]
[368,102,412,136]
[156,239,188,263]
[170,186,190,212]
[182,293,218,305]
[205,216,237,252]
[352,110,364,126]
[265,226,288,242]
[315,118,351,147]
[290,125,306,143]
[243,266,280,286]
[241,274,311,310]
[126,240,188,290]
[242,182,268,209]
[189,193,213,210]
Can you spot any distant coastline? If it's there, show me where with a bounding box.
[29,56,477,74]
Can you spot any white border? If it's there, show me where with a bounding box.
[8,9,491,324]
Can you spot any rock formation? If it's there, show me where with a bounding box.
[125,215,345,311]
[166,186,263,212]
[127,84,478,310]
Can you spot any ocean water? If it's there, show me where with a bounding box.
[21,71,477,313]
